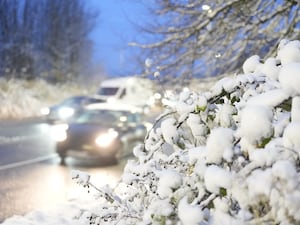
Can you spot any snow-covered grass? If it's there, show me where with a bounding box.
[0,78,97,119]
[2,39,300,225]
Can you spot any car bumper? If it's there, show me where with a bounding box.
[57,141,122,159]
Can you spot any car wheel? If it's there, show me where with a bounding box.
[56,144,67,165]
[109,156,118,165]
[59,154,66,165]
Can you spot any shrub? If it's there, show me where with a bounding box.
[73,39,300,225]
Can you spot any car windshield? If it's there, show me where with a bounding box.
[60,96,105,107]
[74,109,139,126]
[97,87,119,96]
[61,96,87,106]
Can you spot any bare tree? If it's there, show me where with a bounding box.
[131,0,300,83]
[0,0,98,82]
[0,0,23,77]
[44,0,91,81]
[0,0,47,78]
[42,0,97,82]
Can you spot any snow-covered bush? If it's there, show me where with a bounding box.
[73,39,300,225]
[0,78,96,119]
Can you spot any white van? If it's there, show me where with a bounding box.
[96,77,159,108]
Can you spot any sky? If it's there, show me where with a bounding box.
[88,0,148,77]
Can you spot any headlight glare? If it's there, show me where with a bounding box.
[107,97,116,104]
[58,107,75,119]
[51,124,68,142]
[95,129,118,147]
[40,107,50,115]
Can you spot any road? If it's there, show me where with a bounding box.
[0,119,125,222]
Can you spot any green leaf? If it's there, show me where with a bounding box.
[207,200,214,209]
[230,96,240,104]
[195,105,207,113]
[257,136,272,148]
[153,215,167,225]
[257,130,274,148]
[170,197,177,205]
[177,141,185,149]
[219,187,227,197]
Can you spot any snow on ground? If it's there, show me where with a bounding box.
[1,172,120,225]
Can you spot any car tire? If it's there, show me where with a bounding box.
[59,154,66,165]
[109,156,118,165]
[56,144,67,165]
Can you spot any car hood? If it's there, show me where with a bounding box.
[50,104,77,111]
[68,123,120,135]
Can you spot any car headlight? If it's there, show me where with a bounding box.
[107,97,116,104]
[51,124,69,142]
[58,107,75,119]
[95,129,119,147]
[40,107,50,115]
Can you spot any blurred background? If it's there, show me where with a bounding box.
[0,0,299,86]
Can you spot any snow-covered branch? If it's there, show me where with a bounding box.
[74,39,300,225]
[132,0,300,79]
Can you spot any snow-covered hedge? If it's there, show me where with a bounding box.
[0,78,96,119]
[73,39,300,225]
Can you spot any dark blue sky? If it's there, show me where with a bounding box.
[88,0,148,77]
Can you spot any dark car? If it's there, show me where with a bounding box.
[50,104,149,165]
[40,95,105,123]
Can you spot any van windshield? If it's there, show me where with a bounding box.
[98,87,119,96]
